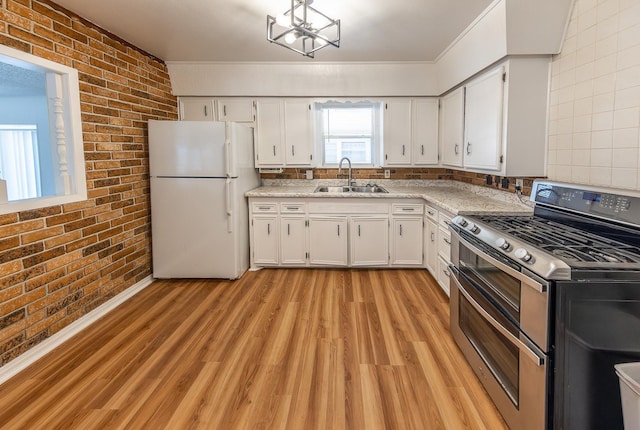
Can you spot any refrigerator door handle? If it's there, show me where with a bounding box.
[225,178,233,233]
[224,138,231,177]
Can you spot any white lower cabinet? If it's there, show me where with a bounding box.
[250,197,433,270]
[280,216,307,265]
[252,216,279,265]
[390,202,424,266]
[437,256,452,297]
[424,204,439,274]
[351,217,389,266]
[308,216,348,266]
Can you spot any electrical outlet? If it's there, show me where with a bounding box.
[306,169,313,180]
[515,178,524,189]
[384,169,390,179]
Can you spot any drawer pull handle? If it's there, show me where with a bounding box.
[431,232,435,241]
[285,207,298,210]
[401,208,414,211]
[444,237,451,245]
[258,206,271,210]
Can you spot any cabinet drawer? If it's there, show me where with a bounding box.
[280,202,305,213]
[252,202,278,213]
[391,203,424,215]
[438,226,451,261]
[438,211,453,229]
[424,204,438,222]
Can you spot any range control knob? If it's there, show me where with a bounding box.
[514,248,534,263]
[469,223,480,234]
[457,218,468,227]
[496,238,511,251]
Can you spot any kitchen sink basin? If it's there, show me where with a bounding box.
[350,185,388,193]
[314,185,388,193]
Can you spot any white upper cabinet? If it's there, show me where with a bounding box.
[440,88,465,168]
[179,97,216,120]
[463,66,504,171]
[383,99,412,166]
[216,99,255,122]
[439,58,550,176]
[255,99,314,168]
[412,98,439,166]
[284,100,314,166]
[255,99,284,166]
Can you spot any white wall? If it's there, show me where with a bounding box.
[547,0,640,190]
[167,62,439,97]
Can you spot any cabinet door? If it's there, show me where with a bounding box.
[255,100,284,166]
[383,99,412,166]
[217,99,254,122]
[440,88,465,167]
[412,98,439,165]
[425,218,438,274]
[437,256,451,297]
[280,216,307,265]
[351,217,389,266]
[464,66,504,171]
[252,216,279,265]
[179,98,215,120]
[308,216,348,266]
[391,217,423,266]
[284,100,314,166]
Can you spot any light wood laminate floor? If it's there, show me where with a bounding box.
[0,269,507,429]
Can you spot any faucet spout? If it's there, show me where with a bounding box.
[338,157,353,188]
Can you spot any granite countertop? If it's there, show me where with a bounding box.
[246,180,534,216]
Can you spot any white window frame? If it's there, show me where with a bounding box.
[315,100,382,168]
[0,45,86,214]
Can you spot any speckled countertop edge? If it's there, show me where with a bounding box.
[246,179,534,216]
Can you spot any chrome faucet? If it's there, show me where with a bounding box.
[338,157,355,188]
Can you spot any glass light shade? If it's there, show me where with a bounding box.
[284,32,298,44]
[275,13,290,27]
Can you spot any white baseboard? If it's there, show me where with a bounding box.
[0,275,154,386]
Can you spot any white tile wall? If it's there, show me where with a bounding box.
[548,0,640,190]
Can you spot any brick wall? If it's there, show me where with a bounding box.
[0,0,177,366]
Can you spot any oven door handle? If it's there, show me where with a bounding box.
[449,265,545,367]
[450,229,547,293]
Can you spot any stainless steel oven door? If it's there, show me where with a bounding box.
[450,264,549,430]
[450,229,551,351]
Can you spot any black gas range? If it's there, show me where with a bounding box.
[448,180,640,430]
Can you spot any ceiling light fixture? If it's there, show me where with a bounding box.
[267,0,340,58]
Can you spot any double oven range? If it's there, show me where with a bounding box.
[448,180,640,430]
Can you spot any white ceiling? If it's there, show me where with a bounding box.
[51,0,494,62]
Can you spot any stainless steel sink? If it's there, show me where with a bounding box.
[314,185,388,193]
[350,185,388,193]
[314,186,351,193]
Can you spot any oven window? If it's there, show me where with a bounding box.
[459,276,520,406]
[459,242,521,322]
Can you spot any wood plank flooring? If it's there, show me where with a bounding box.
[0,269,507,429]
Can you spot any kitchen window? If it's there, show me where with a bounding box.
[0,125,41,201]
[316,101,381,166]
[0,45,86,212]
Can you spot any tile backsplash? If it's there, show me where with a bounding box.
[260,168,539,196]
[547,0,640,189]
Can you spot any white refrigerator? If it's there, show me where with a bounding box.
[148,120,260,279]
